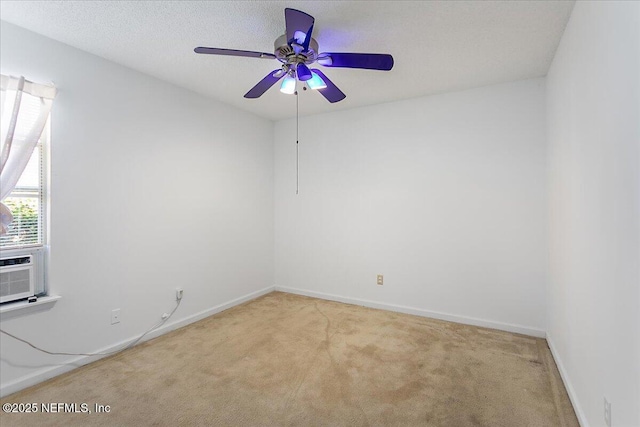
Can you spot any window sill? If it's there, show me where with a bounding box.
[0,295,61,320]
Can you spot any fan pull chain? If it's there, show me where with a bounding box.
[295,89,299,195]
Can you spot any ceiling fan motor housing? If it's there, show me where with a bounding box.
[274,34,319,67]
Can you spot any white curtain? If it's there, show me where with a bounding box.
[0,75,57,234]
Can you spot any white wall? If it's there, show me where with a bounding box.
[274,79,548,335]
[546,2,640,426]
[5,6,637,423]
[0,22,274,394]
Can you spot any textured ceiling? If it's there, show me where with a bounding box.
[0,1,574,121]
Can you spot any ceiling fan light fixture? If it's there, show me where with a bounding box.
[317,55,332,66]
[307,71,327,90]
[280,75,297,94]
[296,63,313,81]
[293,30,307,45]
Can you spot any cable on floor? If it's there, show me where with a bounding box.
[0,298,181,357]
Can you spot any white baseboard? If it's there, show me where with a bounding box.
[275,286,546,338]
[546,334,588,427]
[0,285,275,398]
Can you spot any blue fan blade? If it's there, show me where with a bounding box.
[194,47,276,59]
[318,53,394,71]
[285,8,314,50]
[310,69,346,103]
[244,70,284,98]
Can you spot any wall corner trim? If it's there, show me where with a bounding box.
[546,333,589,427]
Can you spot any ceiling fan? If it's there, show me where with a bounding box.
[194,8,394,103]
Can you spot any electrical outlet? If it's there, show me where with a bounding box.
[604,398,611,427]
[176,287,183,300]
[111,309,121,325]
[377,275,384,286]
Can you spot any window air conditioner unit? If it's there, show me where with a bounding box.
[0,255,35,303]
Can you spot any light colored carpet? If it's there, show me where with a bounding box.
[1,292,578,426]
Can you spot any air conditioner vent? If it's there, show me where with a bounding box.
[0,255,35,303]
[0,256,31,267]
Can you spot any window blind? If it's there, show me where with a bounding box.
[0,137,45,249]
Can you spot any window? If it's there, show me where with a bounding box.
[1,75,55,305]
[0,125,47,250]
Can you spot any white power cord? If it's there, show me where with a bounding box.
[0,298,182,357]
